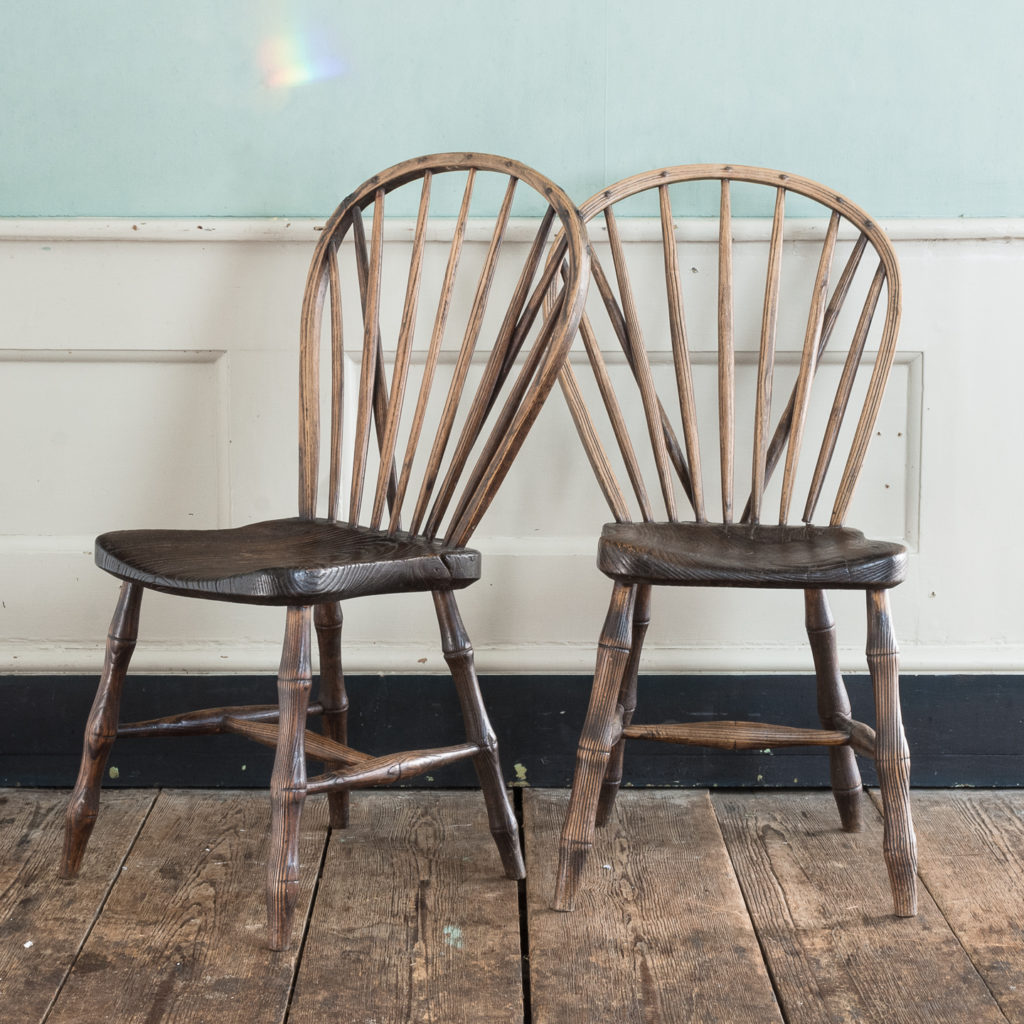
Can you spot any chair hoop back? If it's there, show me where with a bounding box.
[561,164,901,528]
[298,153,589,548]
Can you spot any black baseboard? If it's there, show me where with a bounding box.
[1,673,1020,789]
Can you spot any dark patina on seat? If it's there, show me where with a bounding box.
[599,522,906,589]
[96,518,481,604]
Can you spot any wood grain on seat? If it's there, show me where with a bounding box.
[598,522,906,589]
[95,519,480,604]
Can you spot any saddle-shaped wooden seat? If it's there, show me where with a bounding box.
[96,519,481,604]
[598,522,906,589]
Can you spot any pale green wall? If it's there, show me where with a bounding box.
[3,0,1022,217]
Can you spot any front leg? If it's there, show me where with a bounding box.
[866,588,917,916]
[62,582,143,877]
[434,589,524,880]
[267,606,312,950]
[554,581,635,911]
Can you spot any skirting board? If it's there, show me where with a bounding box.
[2,673,1020,789]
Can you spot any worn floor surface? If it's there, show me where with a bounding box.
[1,787,1021,1023]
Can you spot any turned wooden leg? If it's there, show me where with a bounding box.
[314,601,349,829]
[433,590,525,880]
[554,582,635,911]
[267,606,312,950]
[596,583,651,827]
[805,588,862,831]
[866,588,917,917]
[62,582,143,878]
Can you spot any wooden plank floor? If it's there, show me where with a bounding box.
[2,788,1023,1023]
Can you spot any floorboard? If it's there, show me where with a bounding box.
[45,790,328,1024]
[0,789,154,1024]
[288,790,523,1024]
[4,788,1024,1023]
[525,789,783,1024]
[886,790,1024,1023]
[714,790,1008,1024]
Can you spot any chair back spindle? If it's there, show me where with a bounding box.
[777,209,840,525]
[749,187,785,525]
[660,185,705,523]
[717,180,735,523]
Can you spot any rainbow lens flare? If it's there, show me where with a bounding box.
[260,32,345,88]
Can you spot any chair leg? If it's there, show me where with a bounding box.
[314,602,349,829]
[61,582,143,878]
[866,589,917,917]
[805,588,863,831]
[554,581,635,911]
[267,606,313,951]
[596,583,651,827]
[433,590,525,880]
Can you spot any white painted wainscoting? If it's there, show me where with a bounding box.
[1,218,1022,676]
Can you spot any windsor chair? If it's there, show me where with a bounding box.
[554,164,915,917]
[60,152,589,950]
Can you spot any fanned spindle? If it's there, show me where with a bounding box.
[741,232,867,524]
[718,180,735,522]
[749,187,785,524]
[578,310,654,521]
[778,210,839,524]
[589,254,694,509]
[660,185,705,522]
[415,175,517,538]
[369,173,431,530]
[297,254,325,519]
[445,288,566,546]
[558,363,631,522]
[326,246,345,522]
[389,171,475,533]
[603,210,678,521]
[831,268,900,525]
[349,194,386,524]
[425,205,556,538]
[804,263,884,523]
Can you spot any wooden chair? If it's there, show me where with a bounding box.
[60,152,589,950]
[553,164,916,917]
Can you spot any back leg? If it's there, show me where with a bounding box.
[314,602,349,828]
[596,583,651,826]
[433,589,524,880]
[62,582,143,877]
[805,588,862,830]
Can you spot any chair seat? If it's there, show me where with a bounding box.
[597,522,907,589]
[95,518,481,605]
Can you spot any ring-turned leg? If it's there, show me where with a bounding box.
[554,582,635,911]
[433,590,525,880]
[62,581,143,877]
[866,588,917,916]
[267,606,313,950]
[596,583,651,826]
[805,588,862,831]
[314,601,349,828]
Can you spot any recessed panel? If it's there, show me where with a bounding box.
[0,351,224,536]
